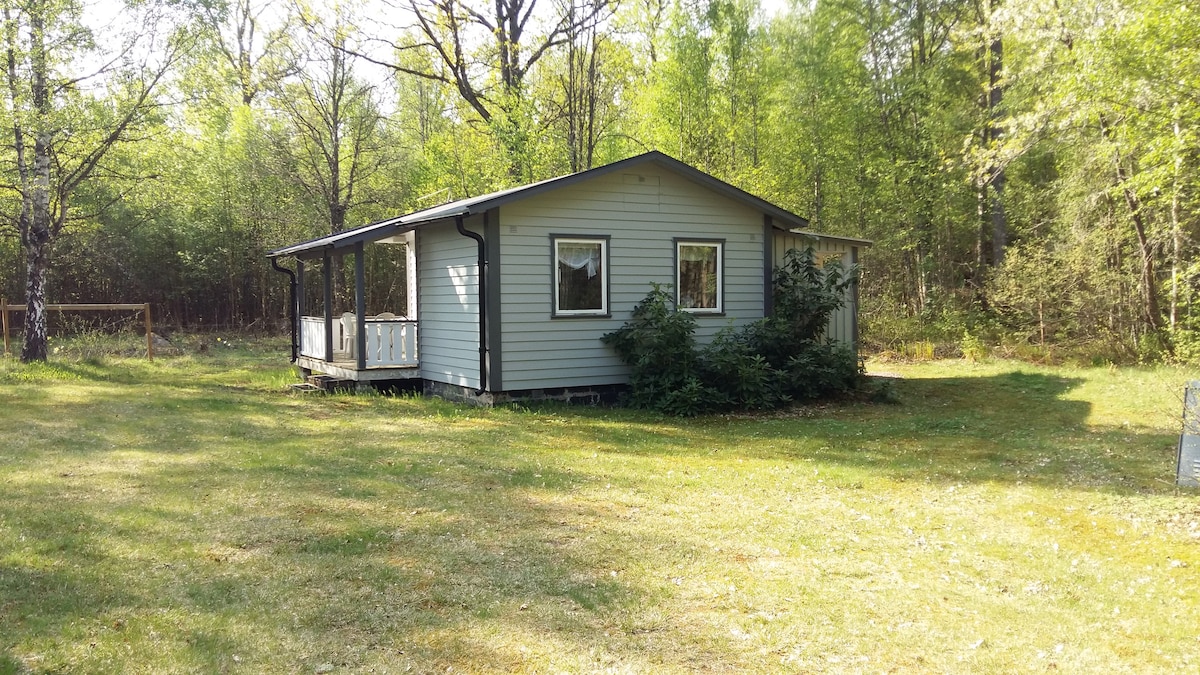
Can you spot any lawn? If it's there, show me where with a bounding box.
[1,344,1197,673]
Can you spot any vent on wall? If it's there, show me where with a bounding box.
[622,173,659,186]
[1178,381,1200,488]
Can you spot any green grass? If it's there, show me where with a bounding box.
[1,348,1198,673]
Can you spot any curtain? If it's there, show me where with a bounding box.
[557,243,601,278]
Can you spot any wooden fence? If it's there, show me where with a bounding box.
[1,300,155,360]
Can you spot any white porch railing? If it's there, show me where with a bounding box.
[298,315,418,367]
[299,316,325,359]
[362,319,418,366]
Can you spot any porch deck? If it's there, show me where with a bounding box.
[297,354,420,381]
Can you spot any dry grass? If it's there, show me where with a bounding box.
[0,349,1197,673]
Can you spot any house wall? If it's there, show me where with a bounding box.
[496,168,767,391]
[417,215,482,388]
[772,231,859,348]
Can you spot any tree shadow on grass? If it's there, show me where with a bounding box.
[0,514,144,673]
[795,370,1177,492]
[0,374,746,671]
[0,359,1183,671]
[571,370,1177,494]
[3,452,738,671]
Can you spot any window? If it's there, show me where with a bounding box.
[553,237,608,316]
[676,240,723,313]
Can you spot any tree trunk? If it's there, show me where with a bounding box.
[985,3,1007,268]
[21,8,52,363]
[22,132,51,362]
[1103,123,1162,333]
[1123,183,1162,332]
[22,236,49,362]
[990,169,1007,267]
[1170,111,1182,330]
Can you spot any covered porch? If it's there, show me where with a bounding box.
[275,224,421,382]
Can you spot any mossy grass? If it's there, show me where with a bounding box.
[1,347,1197,672]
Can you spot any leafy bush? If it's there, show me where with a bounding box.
[768,247,858,353]
[1171,328,1200,364]
[699,328,789,410]
[604,247,863,415]
[780,342,861,400]
[601,284,720,413]
[960,331,987,362]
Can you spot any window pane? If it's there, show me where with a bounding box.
[678,244,719,309]
[557,241,604,312]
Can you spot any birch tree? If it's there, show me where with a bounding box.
[1,0,184,362]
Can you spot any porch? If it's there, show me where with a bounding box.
[285,227,421,382]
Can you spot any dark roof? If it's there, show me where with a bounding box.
[268,151,818,259]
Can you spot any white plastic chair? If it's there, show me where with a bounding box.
[340,312,356,357]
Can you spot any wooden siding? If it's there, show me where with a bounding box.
[497,169,767,390]
[772,231,859,348]
[417,217,481,388]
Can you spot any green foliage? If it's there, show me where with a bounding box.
[699,328,788,410]
[960,331,987,362]
[2,0,1197,368]
[1171,329,1200,365]
[600,284,710,411]
[780,342,861,400]
[756,247,858,364]
[604,247,860,415]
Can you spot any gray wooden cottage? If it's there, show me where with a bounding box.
[268,152,870,403]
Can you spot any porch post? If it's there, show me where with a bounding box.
[296,261,305,317]
[355,242,367,370]
[323,252,333,361]
[405,233,417,320]
[295,260,305,354]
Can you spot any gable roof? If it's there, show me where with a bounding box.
[269,151,816,259]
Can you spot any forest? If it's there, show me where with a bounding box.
[0,0,1196,362]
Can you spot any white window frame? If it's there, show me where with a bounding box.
[553,236,609,317]
[675,240,724,314]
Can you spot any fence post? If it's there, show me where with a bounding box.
[144,303,153,361]
[1,298,8,356]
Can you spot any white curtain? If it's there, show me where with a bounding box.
[557,243,601,277]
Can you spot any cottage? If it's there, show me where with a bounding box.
[267,152,870,403]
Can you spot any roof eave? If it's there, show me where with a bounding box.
[781,228,874,247]
[267,150,844,258]
[267,217,425,260]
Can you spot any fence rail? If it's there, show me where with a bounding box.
[1,299,154,359]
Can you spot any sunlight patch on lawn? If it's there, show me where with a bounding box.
[2,353,1198,672]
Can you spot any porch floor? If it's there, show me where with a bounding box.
[297,354,421,382]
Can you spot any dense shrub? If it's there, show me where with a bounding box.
[699,328,789,410]
[603,247,862,415]
[600,284,715,410]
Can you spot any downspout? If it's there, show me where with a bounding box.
[455,215,488,395]
[270,257,299,363]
